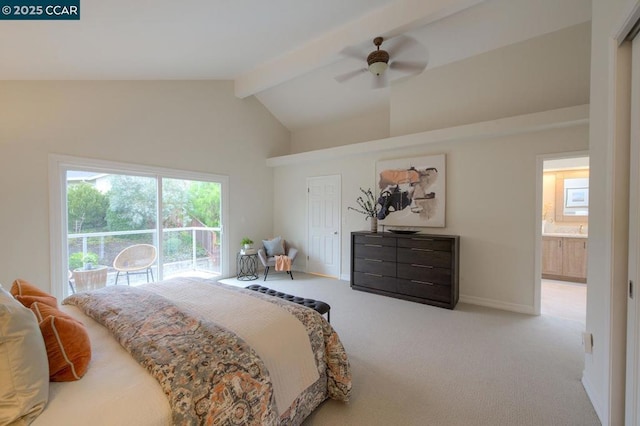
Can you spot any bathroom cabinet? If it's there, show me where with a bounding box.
[542,236,587,283]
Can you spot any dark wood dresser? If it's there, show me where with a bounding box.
[350,231,460,309]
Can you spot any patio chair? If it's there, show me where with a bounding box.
[113,244,157,285]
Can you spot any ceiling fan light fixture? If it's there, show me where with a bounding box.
[368,60,388,76]
[367,37,389,76]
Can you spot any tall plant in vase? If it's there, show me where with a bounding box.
[348,187,381,233]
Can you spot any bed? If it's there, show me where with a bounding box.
[27,277,352,425]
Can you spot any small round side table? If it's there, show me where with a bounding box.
[236,252,258,281]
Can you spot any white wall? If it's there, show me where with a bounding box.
[273,121,588,311]
[391,22,591,136]
[290,106,390,154]
[0,81,290,292]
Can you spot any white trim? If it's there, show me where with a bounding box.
[340,273,350,282]
[48,154,230,297]
[459,294,535,315]
[48,157,67,301]
[626,11,640,425]
[266,104,589,167]
[534,156,543,316]
[613,0,640,42]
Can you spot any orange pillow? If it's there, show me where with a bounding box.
[31,301,79,324]
[31,303,91,382]
[10,279,57,308]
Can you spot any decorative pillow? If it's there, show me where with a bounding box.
[0,285,49,425]
[10,278,57,309]
[262,236,285,257]
[33,303,91,382]
[31,301,80,325]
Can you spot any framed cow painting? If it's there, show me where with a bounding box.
[375,154,446,228]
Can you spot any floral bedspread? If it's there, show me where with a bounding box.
[64,280,351,426]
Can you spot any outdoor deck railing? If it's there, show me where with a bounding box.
[68,226,222,280]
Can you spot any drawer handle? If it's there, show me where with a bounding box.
[365,272,383,277]
[411,238,434,241]
[411,264,433,269]
[364,235,382,238]
[365,244,383,248]
[411,248,434,252]
[411,279,435,286]
[364,258,383,262]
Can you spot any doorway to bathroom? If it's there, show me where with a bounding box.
[540,155,589,323]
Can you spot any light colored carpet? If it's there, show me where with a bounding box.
[220,274,600,426]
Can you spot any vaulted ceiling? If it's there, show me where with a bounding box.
[0,0,591,131]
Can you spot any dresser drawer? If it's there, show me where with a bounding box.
[354,234,396,247]
[354,258,396,276]
[396,278,451,303]
[354,243,396,262]
[397,237,452,252]
[397,263,451,286]
[353,272,397,293]
[397,247,451,268]
[351,231,459,309]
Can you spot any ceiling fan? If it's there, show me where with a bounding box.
[335,35,428,89]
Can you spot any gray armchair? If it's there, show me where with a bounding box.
[257,239,298,281]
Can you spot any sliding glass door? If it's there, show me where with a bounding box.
[52,156,228,297]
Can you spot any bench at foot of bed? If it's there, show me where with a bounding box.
[245,284,331,323]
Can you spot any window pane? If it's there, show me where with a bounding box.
[161,178,221,280]
[66,171,158,291]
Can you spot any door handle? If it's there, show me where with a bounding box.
[334,231,338,235]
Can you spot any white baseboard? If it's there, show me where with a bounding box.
[459,294,535,315]
[581,373,605,425]
[340,273,350,281]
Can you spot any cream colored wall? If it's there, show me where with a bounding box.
[0,81,290,292]
[390,22,591,137]
[290,106,390,154]
[273,124,588,311]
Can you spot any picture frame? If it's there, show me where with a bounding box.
[375,154,446,228]
[565,187,589,208]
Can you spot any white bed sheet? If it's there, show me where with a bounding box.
[32,305,171,426]
[145,280,319,414]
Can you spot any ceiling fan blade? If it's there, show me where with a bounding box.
[389,60,427,73]
[371,72,389,90]
[334,68,368,83]
[339,46,367,62]
[385,35,420,57]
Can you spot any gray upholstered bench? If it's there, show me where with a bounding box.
[245,284,331,322]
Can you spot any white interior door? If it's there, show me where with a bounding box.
[307,175,341,278]
[627,33,640,426]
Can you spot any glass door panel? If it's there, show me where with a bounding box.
[66,171,158,291]
[161,178,221,280]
